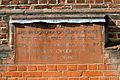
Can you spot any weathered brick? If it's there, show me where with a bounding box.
[59,78,68,80]
[104,0,112,3]
[107,64,118,70]
[109,77,119,80]
[2,40,8,44]
[48,0,56,4]
[83,71,103,76]
[15,6,30,9]
[63,71,82,77]
[29,0,38,4]
[67,0,75,3]
[109,4,120,8]
[99,78,109,80]
[77,0,85,3]
[39,0,47,4]
[38,78,48,80]
[108,34,118,38]
[18,66,27,71]
[23,72,42,77]
[104,71,118,76]
[2,28,8,33]
[113,0,120,3]
[68,65,77,71]
[73,4,89,9]
[11,0,28,4]
[0,22,7,27]
[108,28,120,32]
[2,72,22,77]
[28,66,37,71]
[1,0,11,5]
[58,0,65,4]
[95,0,103,3]
[43,72,62,77]
[86,0,94,3]
[34,5,51,9]
[91,4,108,8]
[0,34,7,39]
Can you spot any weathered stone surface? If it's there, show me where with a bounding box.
[15,23,104,64]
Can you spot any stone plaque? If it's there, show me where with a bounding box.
[15,23,104,64]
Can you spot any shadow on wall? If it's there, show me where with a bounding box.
[105,15,120,47]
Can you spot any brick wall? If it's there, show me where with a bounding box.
[0,0,120,80]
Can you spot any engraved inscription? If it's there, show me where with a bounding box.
[15,23,103,64]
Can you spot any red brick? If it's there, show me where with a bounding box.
[109,77,119,80]
[90,78,99,80]
[48,78,58,80]
[47,65,57,71]
[63,71,82,77]
[0,66,7,71]
[68,65,77,71]
[18,78,27,80]
[18,66,27,71]
[38,65,46,71]
[57,65,67,71]
[8,78,17,80]
[28,66,37,71]
[23,72,42,77]
[59,78,68,80]
[7,66,17,71]
[43,72,62,77]
[38,78,48,80]
[0,78,7,80]
[98,64,107,70]
[2,72,22,77]
[39,0,47,4]
[83,71,103,76]
[100,78,109,80]
[79,78,88,80]
[78,65,87,70]
[88,65,97,70]
[104,71,118,76]
[69,78,79,80]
